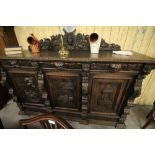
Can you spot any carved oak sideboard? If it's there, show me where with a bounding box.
[0,50,155,128]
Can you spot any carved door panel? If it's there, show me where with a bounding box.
[7,69,43,105]
[44,71,81,112]
[89,72,135,116]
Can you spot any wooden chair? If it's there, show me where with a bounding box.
[19,114,73,129]
[141,101,155,129]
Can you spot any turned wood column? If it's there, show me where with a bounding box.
[81,63,90,122]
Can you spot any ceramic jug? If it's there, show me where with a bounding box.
[89,33,101,54]
[27,34,40,53]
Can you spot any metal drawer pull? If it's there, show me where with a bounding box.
[54,62,64,67]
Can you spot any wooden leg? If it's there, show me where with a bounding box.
[146,111,152,118]
[146,109,154,118]
[141,115,153,129]
[115,123,126,129]
[0,119,4,129]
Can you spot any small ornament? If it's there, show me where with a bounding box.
[58,27,69,57]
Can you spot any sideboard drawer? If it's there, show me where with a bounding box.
[90,63,143,71]
[1,60,38,68]
[39,61,82,70]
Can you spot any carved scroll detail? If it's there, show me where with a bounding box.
[133,64,155,98]
[38,71,50,106]
[40,30,121,51]
[23,77,39,100]
[90,63,143,72]
[142,64,155,75]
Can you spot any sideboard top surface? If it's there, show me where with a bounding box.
[0,50,155,63]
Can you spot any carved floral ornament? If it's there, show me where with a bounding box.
[39,28,121,52]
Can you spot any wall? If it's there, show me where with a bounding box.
[14,26,155,105]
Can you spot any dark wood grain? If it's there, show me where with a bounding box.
[0,50,155,63]
[45,71,82,112]
[0,50,155,128]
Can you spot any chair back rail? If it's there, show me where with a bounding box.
[19,114,73,129]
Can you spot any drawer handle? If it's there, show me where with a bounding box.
[54,62,64,67]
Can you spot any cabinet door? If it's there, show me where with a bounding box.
[89,72,135,116]
[44,71,82,112]
[7,69,43,106]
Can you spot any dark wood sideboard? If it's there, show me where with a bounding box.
[0,50,155,128]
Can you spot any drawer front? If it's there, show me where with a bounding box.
[1,60,38,68]
[39,61,82,70]
[90,63,143,71]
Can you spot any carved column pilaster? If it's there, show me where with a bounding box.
[81,63,90,120]
[38,70,50,107]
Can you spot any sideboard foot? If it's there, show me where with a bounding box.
[18,110,27,115]
[115,123,126,129]
[79,119,89,125]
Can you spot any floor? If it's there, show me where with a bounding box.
[0,100,155,129]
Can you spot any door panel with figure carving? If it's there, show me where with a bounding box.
[44,71,82,112]
[7,69,43,106]
[89,72,136,117]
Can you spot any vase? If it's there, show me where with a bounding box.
[27,34,40,53]
[89,33,101,54]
